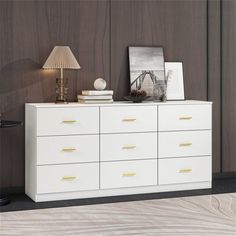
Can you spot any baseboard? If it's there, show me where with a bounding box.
[33,182,211,202]
[213,172,236,179]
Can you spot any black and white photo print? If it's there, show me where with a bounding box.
[129,46,165,96]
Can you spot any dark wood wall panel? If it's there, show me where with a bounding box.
[110,0,207,100]
[0,0,235,191]
[208,0,221,172]
[222,0,236,172]
[0,0,110,189]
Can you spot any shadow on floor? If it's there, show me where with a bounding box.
[0,178,235,213]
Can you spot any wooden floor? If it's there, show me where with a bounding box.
[0,193,235,236]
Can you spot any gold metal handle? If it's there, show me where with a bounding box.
[122,145,136,149]
[179,116,192,120]
[122,118,136,122]
[179,143,192,147]
[62,120,78,123]
[178,169,192,173]
[62,147,77,152]
[61,176,77,181]
[122,172,136,177]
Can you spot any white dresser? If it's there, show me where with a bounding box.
[25,100,212,202]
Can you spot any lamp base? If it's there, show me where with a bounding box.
[55,77,68,104]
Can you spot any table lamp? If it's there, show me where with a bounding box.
[43,46,81,103]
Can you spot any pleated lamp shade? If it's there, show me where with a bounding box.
[43,46,81,69]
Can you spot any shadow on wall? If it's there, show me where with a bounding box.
[115,51,130,100]
[0,58,80,189]
[0,59,55,189]
[0,58,56,118]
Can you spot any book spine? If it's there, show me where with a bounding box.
[78,99,113,104]
[78,95,113,100]
[82,91,113,95]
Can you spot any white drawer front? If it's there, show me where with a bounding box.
[101,133,157,162]
[37,107,99,136]
[37,163,99,194]
[158,156,211,185]
[158,130,211,158]
[101,160,157,189]
[158,104,211,131]
[37,135,99,165]
[100,106,157,133]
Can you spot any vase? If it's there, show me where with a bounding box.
[153,80,167,102]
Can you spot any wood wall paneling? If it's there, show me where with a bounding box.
[110,0,207,100]
[0,0,235,191]
[222,0,236,172]
[0,0,110,189]
[208,0,221,172]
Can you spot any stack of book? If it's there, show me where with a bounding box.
[78,90,114,103]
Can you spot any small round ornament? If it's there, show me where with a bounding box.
[94,78,106,90]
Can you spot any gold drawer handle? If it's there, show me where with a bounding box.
[62,120,78,123]
[62,147,77,152]
[122,145,136,149]
[179,169,192,173]
[122,118,136,122]
[179,143,192,147]
[179,116,192,120]
[122,172,136,177]
[61,176,77,181]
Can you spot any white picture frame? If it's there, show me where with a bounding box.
[165,62,185,100]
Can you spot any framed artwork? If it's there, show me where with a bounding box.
[165,62,185,100]
[128,46,165,97]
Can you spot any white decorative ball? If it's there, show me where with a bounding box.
[94,78,106,90]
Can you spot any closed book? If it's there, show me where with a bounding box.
[78,99,113,104]
[78,95,113,100]
[82,90,113,96]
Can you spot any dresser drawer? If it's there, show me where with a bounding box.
[101,133,157,162]
[101,160,157,189]
[37,107,99,136]
[158,130,211,158]
[100,106,157,133]
[37,135,99,165]
[158,156,211,185]
[37,163,99,194]
[158,104,211,131]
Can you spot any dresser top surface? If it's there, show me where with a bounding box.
[26,100,212,108]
